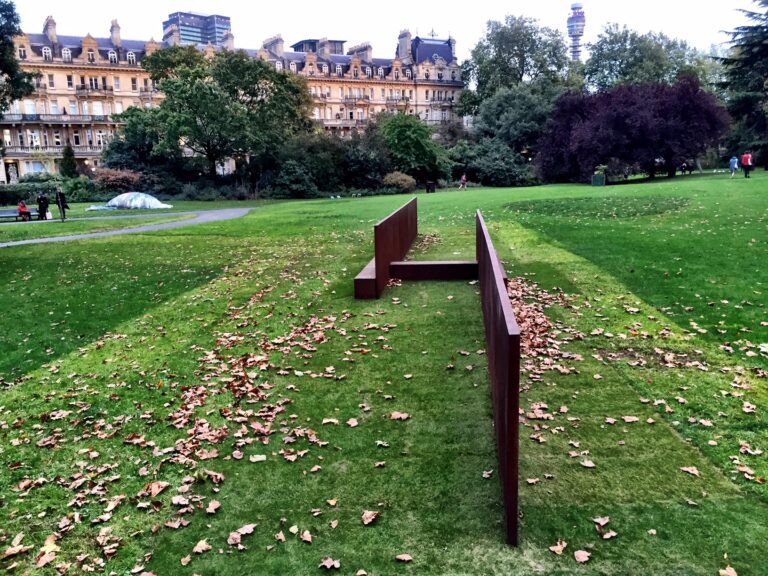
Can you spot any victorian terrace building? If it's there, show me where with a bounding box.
[249,30,462,133]
[6,17,163,182]
[6,17,462,181]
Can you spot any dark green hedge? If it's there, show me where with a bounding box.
[0,182,59,206]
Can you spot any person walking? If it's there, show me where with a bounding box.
[458,173,467,190]
[729,155,739,178]
[55,187,69,221]
[741,151,753,178]
[37,192,50,220]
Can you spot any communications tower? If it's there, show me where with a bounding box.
[567,3,586,61]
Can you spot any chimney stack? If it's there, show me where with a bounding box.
[110,19,121,47]
[43,16,57,45]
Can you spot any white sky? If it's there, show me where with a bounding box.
[16,0,755,62]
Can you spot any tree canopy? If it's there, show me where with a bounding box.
[464,15,569,104]
[378,113,449,182]
[0,0,35,115]
[721,0,768,163]
[536,76,730,182]
[585,24,716,92]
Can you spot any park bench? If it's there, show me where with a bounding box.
[0,208,39,222]
[354,198,521,545]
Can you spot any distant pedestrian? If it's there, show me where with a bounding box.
[37,192,49,220]
[458,173,467,190]
[741,151,753,178]
[729,156,739,178]
[17,200,30,222]
[55,187,68,221]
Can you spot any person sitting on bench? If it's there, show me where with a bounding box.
[17,200,31,222]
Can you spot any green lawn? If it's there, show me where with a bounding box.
[0,172,766,575]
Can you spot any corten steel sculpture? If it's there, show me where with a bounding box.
[353,199,522,545]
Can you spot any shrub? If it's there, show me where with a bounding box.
[60,144,78,178]
[382,171,417,193]
[61,176,107,202]
[0,182,59,205]
[272,160,319,199]
[18,173,62,184]
[92,168,142,192]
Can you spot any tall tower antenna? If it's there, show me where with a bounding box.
[567,3,586,61]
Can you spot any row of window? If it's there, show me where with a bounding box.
[35,73,152,92]
[19,46,137,65]
[12,97,142,116]
[311,108,451,122]
[276,60,456,81]
[310,86,456,100]
[4,127,111,148]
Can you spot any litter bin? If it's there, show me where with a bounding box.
[425,181,436,193]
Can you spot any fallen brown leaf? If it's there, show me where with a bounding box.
[319,557,341,569]
[192,540,211,554]
[574,550,591,563]
[361,510,380,525]
[395,553,413,562]
[680,466,700,477]
[549,539,567,555]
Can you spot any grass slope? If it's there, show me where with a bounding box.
[0,172,765,575]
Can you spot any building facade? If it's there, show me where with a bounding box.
[252,30,462,134]
[6,17,162,182]
[162,12,231,48]
[6,17,462,181]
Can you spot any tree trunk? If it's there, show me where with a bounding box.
[208,157,217,179]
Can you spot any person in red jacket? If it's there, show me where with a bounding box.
[741,151,753,178]
[17,200,30,221]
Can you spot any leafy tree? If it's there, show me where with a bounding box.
[151,49,312,180]
[272,159,318,198]
[474,81,563,155]
[465,15,569,103]
[377,113,450,182]
[342,125,392,190]
[60,143,78,177]
[279,131,346,192]
[141,45,206,83]
[0,0,35,115]
[159,66,245,178]
[102,107,175,170]
[721,0,768,164]
[536,77,730,182]
[585,24,716,92]
[447,138,536,187]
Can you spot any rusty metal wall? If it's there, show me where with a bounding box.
[373,197,418,297]
[476,210,522,546]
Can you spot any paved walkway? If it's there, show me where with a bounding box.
[0,208,251,249]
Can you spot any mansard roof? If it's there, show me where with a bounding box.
[23,32,167,61]
[411,36,454,64]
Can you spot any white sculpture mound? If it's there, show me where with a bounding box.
[88,192,173,210]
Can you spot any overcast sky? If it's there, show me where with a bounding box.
[16,0,755,61]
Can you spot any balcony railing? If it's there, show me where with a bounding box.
[342,95,371,105]
[385,97,409,105]
[4,145,107,156]
[320,119,368,128]
[75,86,114,97]
[0,114,121,124]
[139,87,159,96]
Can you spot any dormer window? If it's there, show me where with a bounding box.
[424,70,430,79]
[322,64,328,75]
[353,67,358,78]
[377,67,384,78]
[289,61,297,73]
[405,69,412,79]
[108,50,117,64]
[451,70,456,80]
[42,47,52,61]
[127,51,136,65]
[365,66,372,77]
[275,61,283,71]
[87,49,95,63]
[437,71,443,80]
[308,63,315,76]
[62,48,71,62]
[18,46,26,59]
[335,64,342,76]
[394,69,400,80]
